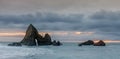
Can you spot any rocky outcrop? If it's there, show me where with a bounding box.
[52,40,62,46]
[8,42,22,46]
[8,24,62,46]
[38,33,52,45]
[94,40,106,46]
[20,24,52,46]
[78,40,94,46]
[21,24,40,46]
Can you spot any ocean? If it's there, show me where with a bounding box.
[0,42,120,59]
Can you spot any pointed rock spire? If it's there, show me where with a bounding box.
[21,24,52,46]
[21,24,40,46]
[8,24,62,46]
[26,24,38,34]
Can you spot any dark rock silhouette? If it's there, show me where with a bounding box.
[94,40,106,46]
[38,33,52,45]
[52,40,62,46]
[78,40,94,46]
[8,42,22,46]
[52,40,57,45]
[78,44,82,46]
[56,41,62,46]
[8,24,62,46]
[20,24,52,46]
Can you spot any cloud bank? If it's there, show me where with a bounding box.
[0,10,120,40]
[0,11,120,31]
[0,0,120,14]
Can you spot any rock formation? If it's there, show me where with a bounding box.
[52,40,62,46]
[8,24,62,46]
[38,33,52,45]
[94,40,106,46]
[20,24,52,46]
[78,40,94,46]
[8,42,22,46]
[56,41,62,46]
[52,40,57,45]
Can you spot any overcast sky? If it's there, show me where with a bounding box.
[0,0,120,14]
[0,0,120,42]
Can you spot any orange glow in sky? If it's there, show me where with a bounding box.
[75,32,82,35]
[0,32,25,37]
[75,32,94,35]
[93,40,120,43]
[0,31,94,36]
[0,32,120,43]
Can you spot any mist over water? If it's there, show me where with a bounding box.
[0,42,120,59]
[0,30,119,59]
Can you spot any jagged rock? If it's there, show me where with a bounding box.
[94,40,106,46]
[78,40,94,46]
[20,24,52,46]
[8,42,22,46]
[37,33,52,45]
[52,40,62,46]
[52,40,57,45]
[8,24,61,46]
[56,41,62,46]
[20,24,39,46]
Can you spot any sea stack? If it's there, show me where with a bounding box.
[78,40,94,46]
[38,33,52,45]
[94,40,106,46]
[20,24,52,46]
[8,24,62,46]
[52,40,62,46]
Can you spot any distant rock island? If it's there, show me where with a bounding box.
[78,40,94,46]
[8,24,62,46]
[94,40,106,46]
[78,40,106,46]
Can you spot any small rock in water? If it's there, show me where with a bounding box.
[52,40,62,46]
[78,40,94,46]
[8,42,22,46]
[94,40,106,46]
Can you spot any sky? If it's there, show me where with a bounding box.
[0,0,120,42]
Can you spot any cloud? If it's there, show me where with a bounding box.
[1,10,120,32]
[1,0,120,14]
[0,12,84,31]
[1,0,120,41]
[0,11,120,40]
[88,10,120,32]
[0,0,78,14]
